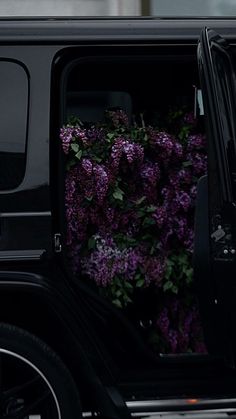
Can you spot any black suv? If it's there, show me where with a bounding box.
[1,17,236,419]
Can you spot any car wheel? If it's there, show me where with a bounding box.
[0,323,82,418]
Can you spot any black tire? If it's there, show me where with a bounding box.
[0,322,82,418]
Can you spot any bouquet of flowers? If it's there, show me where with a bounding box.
[60,107,207,354]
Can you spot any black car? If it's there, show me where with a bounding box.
[1,16,236,419]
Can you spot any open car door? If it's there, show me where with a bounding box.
[197,28,236,365]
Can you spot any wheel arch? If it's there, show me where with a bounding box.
[0,272,94,400]
[0,271,135,418]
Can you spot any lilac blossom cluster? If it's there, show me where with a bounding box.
[111,137,144,173]
[81,235,141,287]
[60,125,88,154]
[105,109,129,128]
[156,296,206,353]
[61,108,207,353]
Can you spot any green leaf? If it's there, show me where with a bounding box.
[88,237,96,250]
[124,282,133,290]
[135,196,146,205]
[106,133,115,143]
[172,285,178,294]
[112,187,124,201]
[126,237,137,245]
[66,159,76,170]
[185,268,193,284]
[137,210,146,218]
[113,191,123,201]
[146,205,157,213]
[123,295,132,304]
[67,116,83,125]
[75,150,83,160]
[143,217,156,226]
[182,161,192,168]
[71,143,80,153]
[93,156,102,163]
[112,299,122,308]
[166,259,175,267]
[163,280,174,292]
[142,234,153,240]
[136,278,145,288]
[85,195,93,202]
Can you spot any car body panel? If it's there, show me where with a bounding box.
[2,17,236,416]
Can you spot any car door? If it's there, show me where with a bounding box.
[197,28,236,365]
[0,48,54,265]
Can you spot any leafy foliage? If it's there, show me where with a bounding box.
[60,107,207,353]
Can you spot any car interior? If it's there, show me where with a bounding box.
[51,42,236,413]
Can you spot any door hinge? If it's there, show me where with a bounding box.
[54,233,62,253]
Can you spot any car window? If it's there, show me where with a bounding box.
[151,0,236,17]
[0,61,28,189]
[1,0,236,18]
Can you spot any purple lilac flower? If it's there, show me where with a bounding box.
[143,256,165,286]
[190,185,197,201]
[173,217,188,242]
[183,111,196,126]
[140,162,160,185]
[87,127,105,143]
[65,166,79,244]
[153,206,167,228]
[81,234,135,286]
[124,142,144,164]
[157,308,179,353]
[127,248,144,280]
[161,186,175,202]
[74,126,88,142]
[187,134,206,151]
[156,299,206,353]
[177,168,192,185]
[157,308,170,336]
[60,126,74,154]
[65,165,90,246]
[140,162,160,201]
[79,159,94,200]
[176,191,191,212]
[160,226,173,248]
[183,310,193,335]
[79,159,109,204]
[169,298,179,316]
[149,130,175,160]
[169,169,191,189]
[105,207,115,224]
[89,206,103,226]
[168,329,178,353]
[93,164,109,204]
[172,142,183,161]
[187,152,207,175]
[194,342,207,353]
[169,172,180,188]
[119,211,135,229]
[106,109,129,128]
[111,137,144,172]
[63,108,207,353]
[68,243,82,274]
[81,158,93,176]
[184,228,194,252]
[178,331,189,352]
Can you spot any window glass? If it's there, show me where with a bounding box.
[0,0,236,17]
[150,0,236,17]
[0,61,28,189]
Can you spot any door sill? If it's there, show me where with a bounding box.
[127,396,236,415]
